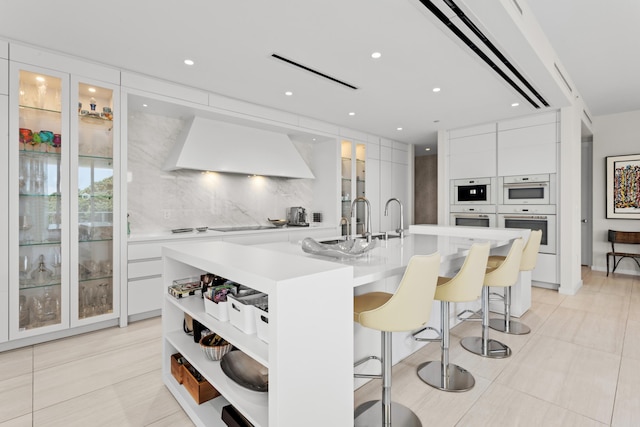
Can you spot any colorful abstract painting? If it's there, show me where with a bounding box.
[607,154,640,219]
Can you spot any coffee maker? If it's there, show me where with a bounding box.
[287,207,308,226]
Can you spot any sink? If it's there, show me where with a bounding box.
[319,233,401,245]
[301,237,376,259]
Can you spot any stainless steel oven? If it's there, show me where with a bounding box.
[498,205,556,254]
[450,205,496,228]
[451,177,495,205]
[500,173,555,205]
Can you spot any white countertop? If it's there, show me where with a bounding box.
[129,223,334,243]
[258,226,521,286]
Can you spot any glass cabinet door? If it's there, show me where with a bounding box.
[10,67,69,337]
[341,141,352,235]
[71,80,117,324]
[340,140,366,236]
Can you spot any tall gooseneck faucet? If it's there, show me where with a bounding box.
[384,198,404,238]
[350,196,372,242]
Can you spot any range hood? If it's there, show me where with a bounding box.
[163,116,315,179]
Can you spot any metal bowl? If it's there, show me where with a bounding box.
[301,237,376,259]
[220,350,268,392]
[268,218,287,227]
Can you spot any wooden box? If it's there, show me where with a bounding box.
[170,353,184,384]
[181,362,220,404]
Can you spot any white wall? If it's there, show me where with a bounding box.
[592,110,640,275]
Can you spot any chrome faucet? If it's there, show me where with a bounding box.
[384,198,404,238]
[349,196,372,242]
[340,216,350,237]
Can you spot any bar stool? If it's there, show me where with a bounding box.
[488,230,542,335]
[354,252,440,427]
[460,238,523,358]
[414,242,490,392]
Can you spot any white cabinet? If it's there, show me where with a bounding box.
[379,140,410,233]
[162,241,353,427]
[448,132,497,179]
[497,122,557,176]
[128,241,164,319]
[0,59,7,96]
[0,94,7,343]
[7,61,121,342]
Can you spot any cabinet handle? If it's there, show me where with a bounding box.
[232,303,241,312]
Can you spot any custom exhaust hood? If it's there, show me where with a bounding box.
[163,116,315,179]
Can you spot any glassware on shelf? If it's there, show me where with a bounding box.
[30,254,53,285]
[19,295,31,329]
[33,286,60,325]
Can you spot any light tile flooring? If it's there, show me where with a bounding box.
[1,268,638,426]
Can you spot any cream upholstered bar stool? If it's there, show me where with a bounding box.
[354,252,440,427]
[488,229,542,335]
[460,238,523,358]
[414,242,490,392]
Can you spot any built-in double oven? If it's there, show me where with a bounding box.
[497,173,556,254]
[450,177,497,228]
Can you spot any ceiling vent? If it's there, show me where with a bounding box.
[416,0,549,108]
[271,53,358,90]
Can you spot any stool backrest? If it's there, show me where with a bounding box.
[484,238,524,288]
[520,230,542,271]
[358,252,440,332]
[436,242,490,302]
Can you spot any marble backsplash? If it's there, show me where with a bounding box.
[127,111,314,235]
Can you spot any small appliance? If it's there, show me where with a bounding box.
[287,207,309,226]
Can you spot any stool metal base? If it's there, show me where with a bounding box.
[460,336,512,358]
[417,361,475,392]
[489,318,531,335]
[355,400,422,427]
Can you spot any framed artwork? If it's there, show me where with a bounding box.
[606,154,640,219]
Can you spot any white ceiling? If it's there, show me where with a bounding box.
[2,0,638,154]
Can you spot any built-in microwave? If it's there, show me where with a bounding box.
[451,177,495,205]
[500,173,555,205]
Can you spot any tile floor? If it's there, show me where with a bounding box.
[0,268,638,426]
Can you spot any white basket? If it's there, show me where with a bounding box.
[254,305,269,343]
[204,297,229,322]
[228,293,266,334]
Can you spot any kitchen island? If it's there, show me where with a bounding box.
[161,225,527,427]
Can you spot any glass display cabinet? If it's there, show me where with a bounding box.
[71,79,117,325]
[8,64,120,340]
[10,66,69,338]
[340,140,366,236]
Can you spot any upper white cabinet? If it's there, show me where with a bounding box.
[380,139,410,233]
[497,114,558,176]
[0,41,8,96]
[448,131,497,179]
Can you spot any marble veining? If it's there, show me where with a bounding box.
[127,112,314,234]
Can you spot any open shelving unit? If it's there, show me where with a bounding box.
[161,241,354,427]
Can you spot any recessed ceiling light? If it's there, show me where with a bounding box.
[142,104,148,107]
[397,127,403,131]
[371,52,382,59]
[425,148,431,151]
[88,87,96,93]
[511,102,520,107]
[432,87,441,93]
[184,59,195,66]
[348,112,355,116]
[285,91,293,96]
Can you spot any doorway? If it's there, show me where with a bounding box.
[580,138,593,266]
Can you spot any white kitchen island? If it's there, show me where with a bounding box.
[161,225,528,427]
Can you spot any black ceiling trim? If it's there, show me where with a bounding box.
[443,0,549,107]
[417,0,544,109]
[271,53,358,90]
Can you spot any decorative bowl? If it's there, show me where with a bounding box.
[268,218,287,227]
[300,237,376,259]
[199,334,233,361]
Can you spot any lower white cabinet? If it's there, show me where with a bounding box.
[162,241,354,427]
